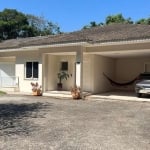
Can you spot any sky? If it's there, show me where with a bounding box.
[0,0,150,32]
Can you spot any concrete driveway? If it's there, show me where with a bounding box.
[0,95,149,150]
[86,91,150,102]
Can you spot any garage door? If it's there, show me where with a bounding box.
[0,62,15,87]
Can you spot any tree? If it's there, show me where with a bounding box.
[136,18,150,25]
[26,14,61,36]
[83,21,103,29]
[82,14,133,30]
[0,9,30,39]
[0,9,61,40]
[105,14,133,25]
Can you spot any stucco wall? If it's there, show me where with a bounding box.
[4,48,150,94]
[59,55,75,90]
[0,57,15,77]
[47,55,76,91]
[93,55,115,94]
[0,58,16,89]
[0,57,15,62]
[47,55,59,90]
[115,57,150,91]
[83,54,94,92]
[15,51,42,93]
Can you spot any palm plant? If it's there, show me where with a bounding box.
[57,71,69,90]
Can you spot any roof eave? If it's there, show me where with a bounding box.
[87,38,150,47]
[0,41,88,52]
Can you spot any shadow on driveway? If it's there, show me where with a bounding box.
[0,102,51,136]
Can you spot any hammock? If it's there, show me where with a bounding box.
[103,73,138,87]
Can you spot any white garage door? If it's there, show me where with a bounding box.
[0,62,15,87]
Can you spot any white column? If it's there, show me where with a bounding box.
[75,47,83,97]
[75,62,81,87]
[42,53,46,92]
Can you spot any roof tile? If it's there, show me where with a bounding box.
[1,24,150,49]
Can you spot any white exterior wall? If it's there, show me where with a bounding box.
[2,42,150,94]
[0,58,15,77]
[16,51,42,93]
[59,55,75,90]
[93,55,115,94]
[42,54,48,92]
[0,57,16,89]
[47,55,59,90]
[83,54,94,92]
[47,55,76,91]
[115,57,150,91]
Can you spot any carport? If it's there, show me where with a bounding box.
[84,39,150,95]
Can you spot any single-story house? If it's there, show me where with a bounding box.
[0,24,150,96]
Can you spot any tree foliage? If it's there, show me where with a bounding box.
[0,9,61,40]
[135,18,150,25]
[83,21,104,29]
[26,14,60,36]
[0,9,29,39]
[105,14,133,25]
[82,14,150,30]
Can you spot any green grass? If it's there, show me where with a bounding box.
[0,91,7,95]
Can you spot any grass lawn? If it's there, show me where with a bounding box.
[0,91,7,95]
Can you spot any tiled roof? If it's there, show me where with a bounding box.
[1,24,150,50]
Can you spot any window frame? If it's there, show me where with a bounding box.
[60,61,68,71]
[25,61,39,79]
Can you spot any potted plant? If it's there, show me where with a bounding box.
[31,82,42,96]
[71,86,81,99]
[57,71,69,90]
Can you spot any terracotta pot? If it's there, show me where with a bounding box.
[32,90,42,96]
[57,83,63,90]
[71,92,81,99]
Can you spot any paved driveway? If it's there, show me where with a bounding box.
[0,95,149,150]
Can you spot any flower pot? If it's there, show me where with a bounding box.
[32,90,42,96]
[71,92,81,99]
[57,83,62,91]
[71,86,81,99]
[31,82,42,96]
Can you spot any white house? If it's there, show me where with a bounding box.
[0,24,150,96]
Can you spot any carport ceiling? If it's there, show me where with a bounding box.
[91,49,150,58]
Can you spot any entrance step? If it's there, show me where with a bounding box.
[43,91,72,99]
[43,91,91,99]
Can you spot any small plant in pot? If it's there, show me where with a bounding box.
[31,82,42,96]
[57,71,69,90]
[71,86,81,99]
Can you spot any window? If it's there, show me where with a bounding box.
[26,62,39,79]
[60,61,68,71]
